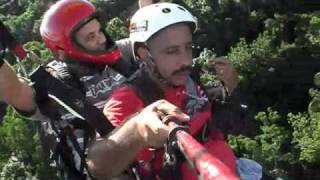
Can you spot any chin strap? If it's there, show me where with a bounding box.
[144,50,179,87]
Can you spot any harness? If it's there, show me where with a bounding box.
[127,67,210,179]
[29,58,136,179]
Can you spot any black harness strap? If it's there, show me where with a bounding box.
[63,126,95,179]
[30,66,114,136]
[29,65,115,179]
[127,67,164,105]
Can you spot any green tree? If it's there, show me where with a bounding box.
[105,17,129,41]
[0,108,56,179]
[229,108,296,178]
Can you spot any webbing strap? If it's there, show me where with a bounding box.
[30,66,115,136]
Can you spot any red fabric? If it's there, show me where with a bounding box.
[104,86,145,126]
[103,84,237,178]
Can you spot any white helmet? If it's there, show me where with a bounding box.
[129,2,197,49]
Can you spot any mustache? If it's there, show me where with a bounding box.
[172,65,192,76]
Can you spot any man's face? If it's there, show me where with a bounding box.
[75,19,107,52]
[148,23,193,87]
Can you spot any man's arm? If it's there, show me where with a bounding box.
[87,100,189,179]
[87,115,145,179]
[0,60,36,113]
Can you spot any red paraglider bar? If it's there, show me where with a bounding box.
[175,130,239,180]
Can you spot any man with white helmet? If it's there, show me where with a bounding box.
[89,3,238,179]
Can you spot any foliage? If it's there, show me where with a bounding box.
[229,86,320,178]
[105,17,129,41]
[0,0,34,17]
[227,12,320,113]
[22,41,53,73]
[92,0,136,18]
[228,32,277,77]
[183,0,265,55]
[192,48,224,88]
[307,15,320,46]
[1,0,43,43]
[228,71,320,178]
[23,41,53,61]
[0,107,55,179]
[226,10,320,179]
[229,108,296,177]
[288,86,320,164]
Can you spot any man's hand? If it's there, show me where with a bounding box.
[208,56,239,94]
[88,99,189,179]
[133,99,190,147]
[0,62,35,112]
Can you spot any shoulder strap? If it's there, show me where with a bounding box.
[111,57,139,78]
[127,67,164,106]
[30,65,114,136]
[46,61,85,93]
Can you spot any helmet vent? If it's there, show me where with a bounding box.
[178,6,186,11]
[162,8,171,13]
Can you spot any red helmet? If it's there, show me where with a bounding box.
[40,0,121,64]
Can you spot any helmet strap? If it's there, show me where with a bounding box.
[60,56,105,76]
[144,49,177,87]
